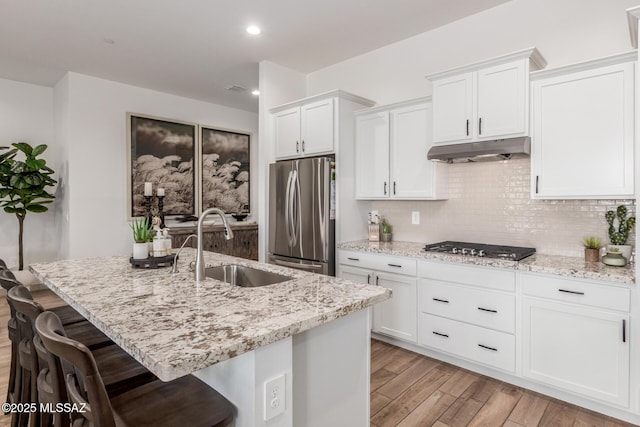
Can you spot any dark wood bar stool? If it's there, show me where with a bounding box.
[8,286,157,427]
[36,311,236,427]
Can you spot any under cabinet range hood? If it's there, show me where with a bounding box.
[427,136,531,163]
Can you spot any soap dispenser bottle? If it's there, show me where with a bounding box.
[162,228,172,256]
[153,229,164,257]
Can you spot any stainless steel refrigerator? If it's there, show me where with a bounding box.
[269,157,335,275]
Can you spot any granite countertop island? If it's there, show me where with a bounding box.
[30,248,391,427]
[338,240,635,285]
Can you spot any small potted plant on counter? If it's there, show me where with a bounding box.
[131,218,152,259]
[605,205,635,262]
[582,236,601,262]
[381,218,392,242]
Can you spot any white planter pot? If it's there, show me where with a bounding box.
[133,242,149,259]
[607,244,632,261]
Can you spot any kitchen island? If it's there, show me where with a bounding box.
[30,248,391,427]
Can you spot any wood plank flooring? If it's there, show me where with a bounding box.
[371,339,637,427]
[0,290,636,426]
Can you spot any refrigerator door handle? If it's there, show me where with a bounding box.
[285,170,294,247]
[272,258,323,271]
[293,169,302,250]
[290,169,299,247]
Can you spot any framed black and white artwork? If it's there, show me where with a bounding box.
[200,126,250,214]
[127,113,197,217]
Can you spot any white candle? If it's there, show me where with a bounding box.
[144,182,152,196]
[157,188,165,197]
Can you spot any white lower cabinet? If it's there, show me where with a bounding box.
[419,313,515,372]
[338,248,633,415]
[373,272,417,342]
[338,250,417,342]
[417,261,516,373]
[521,273,630,407]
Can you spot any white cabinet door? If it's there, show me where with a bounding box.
[531,62,634,198]
[301,98,334,156]
[373,272,417,342]
[274,107,301,159]
[476,60,527,139]
[338,265,372,286]
[355,112,390,199]
[522,298,629,406]
[390,103,435,198]
[432,73,473,144]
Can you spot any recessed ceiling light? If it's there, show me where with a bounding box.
[246,25,261,35]
[251,90,260,96]
[103,38,115,45]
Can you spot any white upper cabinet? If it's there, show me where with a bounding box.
[355,111,390,198]
[355,98,447,200]
[300,98,335,156]
[428,48,546,145]
[530,53,635,199]
[274,107,302,159]
[273,99,333,159]
[271,91,374,161]
[431,73,473,143]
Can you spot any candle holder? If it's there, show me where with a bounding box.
[157,195,165,229]
[144,195,153,229]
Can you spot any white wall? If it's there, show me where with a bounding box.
[307,0,639,104]
[300,0,639,256]
[59,72,258,258]
[257,61,306,261]
[0,78,56,269]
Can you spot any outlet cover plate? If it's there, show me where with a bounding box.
[264,374,286,421]
[412,211,420,225]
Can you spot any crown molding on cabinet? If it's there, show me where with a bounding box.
[353,96,432,116]
[425,47,547,81]
[530,51,638,81]
[627,6,640,49]
[269,89,375,113]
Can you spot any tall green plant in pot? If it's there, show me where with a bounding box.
[0,142,56,270]
[605,205,636,261]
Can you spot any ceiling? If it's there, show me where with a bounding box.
[0,0,509,112]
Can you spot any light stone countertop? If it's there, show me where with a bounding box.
[338,240,635,285]
[30,248,391,382]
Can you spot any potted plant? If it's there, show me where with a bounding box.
[0,142,56,271]
[130,218,152,259]
[381,218,392,242]
[602,246,627,267]
[582,236,601,262]
[605,205,635,261]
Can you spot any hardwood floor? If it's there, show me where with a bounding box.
[0,290,636,426]
[370,339,637,427]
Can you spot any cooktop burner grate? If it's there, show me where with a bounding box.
[424,241,536,261]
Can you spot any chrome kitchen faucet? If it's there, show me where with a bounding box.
[195,208,234,282]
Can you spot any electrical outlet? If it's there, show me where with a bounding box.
[264,374,286,421]
[412,211,420,225]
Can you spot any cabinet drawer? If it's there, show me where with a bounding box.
[419,314,515,372]
[522,274,630,312]
[338,250,416,276]
[418,260,515,292]
[419,280,515,333]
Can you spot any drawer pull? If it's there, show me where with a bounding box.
[367,274,371,285]
[347,257,360,261]
[376,276,379,286]
[558,289,585,296]
[432,331,449,338]
[477,307,497,313]
[388,263,402,268]
[433,298,449,304]
[623,319,626,343]
[478,344,497,352]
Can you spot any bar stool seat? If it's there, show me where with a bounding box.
[36,311,236,427]
[48,305,86,325]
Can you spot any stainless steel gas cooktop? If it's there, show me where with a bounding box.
[424,241,536,261]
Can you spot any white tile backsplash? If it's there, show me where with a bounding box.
[370,159,634,257]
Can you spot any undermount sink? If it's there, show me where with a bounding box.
[205,264,293,287]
